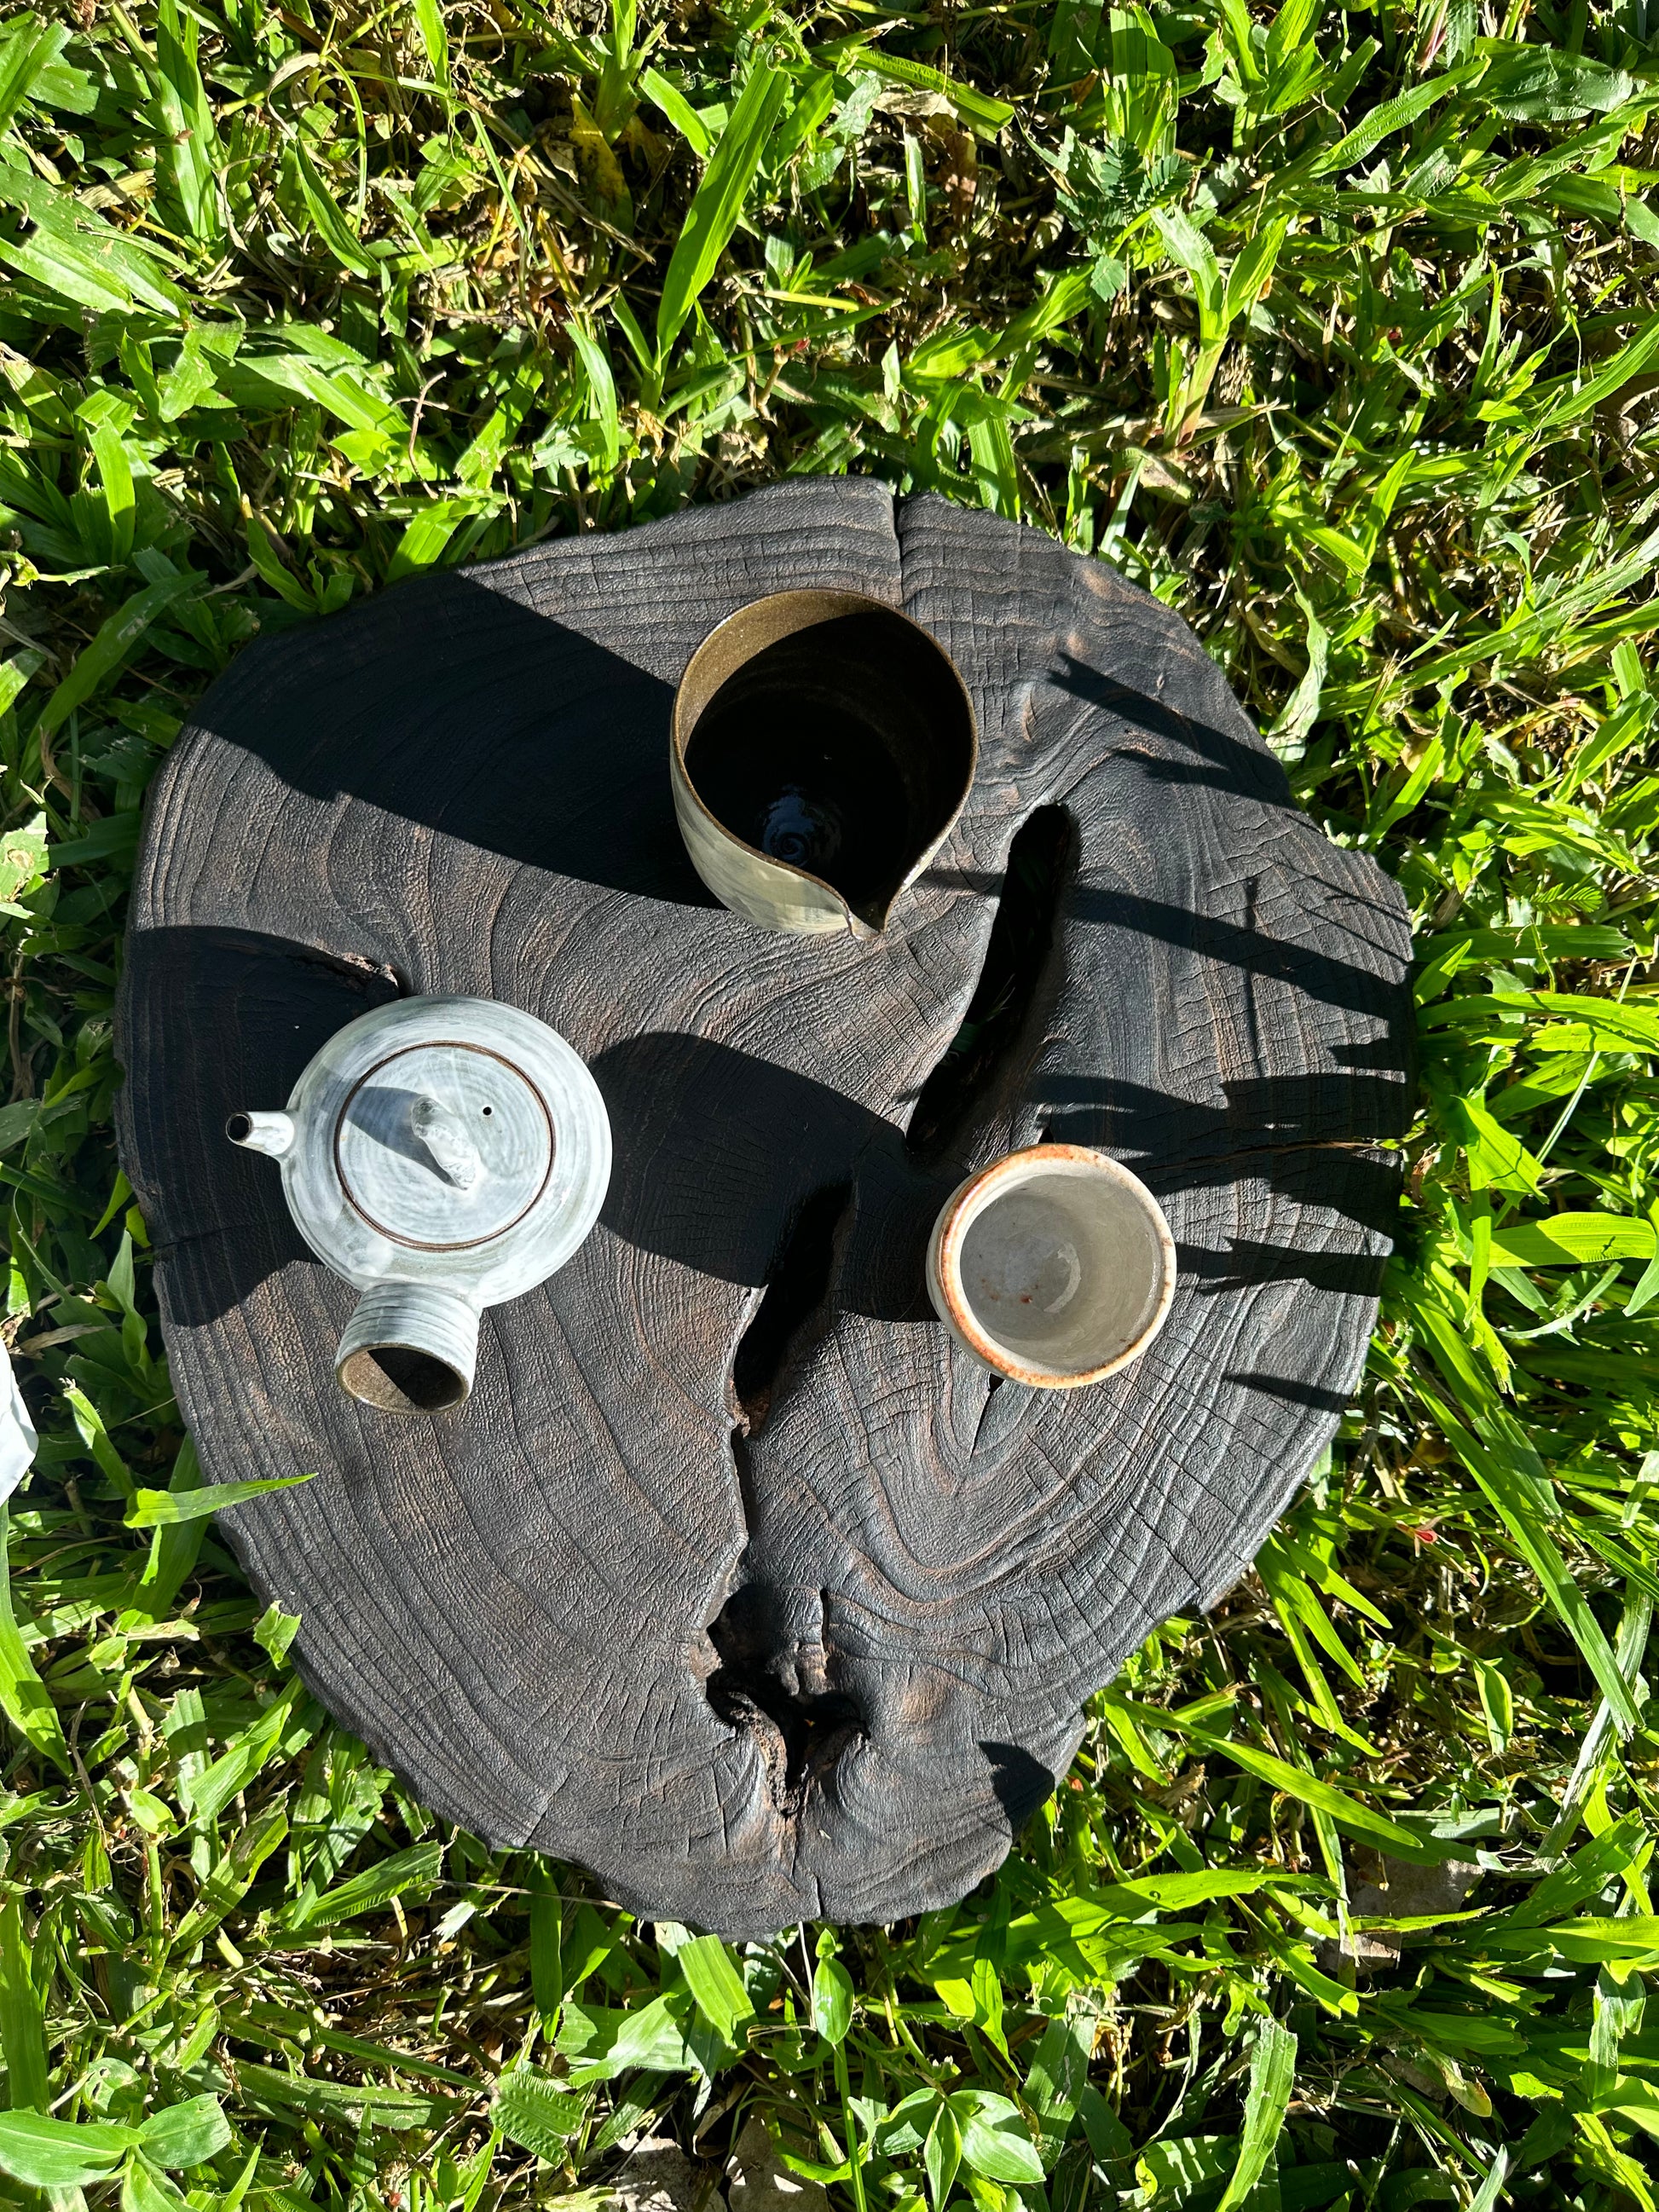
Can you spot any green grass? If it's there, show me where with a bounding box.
[0,0,1657,2204]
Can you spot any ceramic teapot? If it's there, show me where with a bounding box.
[228,995,610,1415]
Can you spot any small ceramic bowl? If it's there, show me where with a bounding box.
[927,1144,1176,1389]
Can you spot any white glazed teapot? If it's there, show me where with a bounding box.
[228,995,611,1415]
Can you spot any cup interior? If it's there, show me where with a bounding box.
[681,603,974,922]
[950,1158,1171,1383]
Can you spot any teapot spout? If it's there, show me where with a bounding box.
[226,1111,296,1158]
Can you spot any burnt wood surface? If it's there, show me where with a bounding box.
[115,482,1412,1935]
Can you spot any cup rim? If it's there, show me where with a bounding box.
[670,588,979,935]
[931,1142,1177,1389]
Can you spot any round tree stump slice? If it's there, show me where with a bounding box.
[115,483,1412,1936]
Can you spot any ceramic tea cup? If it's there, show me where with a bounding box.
[927,1144,1176,1389]
[670,590,976,937]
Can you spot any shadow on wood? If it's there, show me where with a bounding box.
[190,569,714,907]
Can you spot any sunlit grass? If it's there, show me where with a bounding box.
[0,1,1657,2206]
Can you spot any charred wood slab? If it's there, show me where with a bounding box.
[115,484,1412,1934]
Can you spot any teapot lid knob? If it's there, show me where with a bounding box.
[409,1094,483,1190]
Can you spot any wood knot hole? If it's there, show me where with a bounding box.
[704,1585,864,1815]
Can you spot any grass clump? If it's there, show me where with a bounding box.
[2,0,1659,2206]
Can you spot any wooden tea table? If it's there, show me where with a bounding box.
[116,483,1411,1936]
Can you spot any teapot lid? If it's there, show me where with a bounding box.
[335,1040,554,1251]
[275,995,610,1302]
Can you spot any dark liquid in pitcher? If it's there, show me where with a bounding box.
[685,611,958,915]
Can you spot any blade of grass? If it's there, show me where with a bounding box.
[656,55,789,361]
[1215,2018,1296,2212]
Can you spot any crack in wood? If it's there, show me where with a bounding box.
[731,1182,854,1435]
[906,806,1074,1161]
